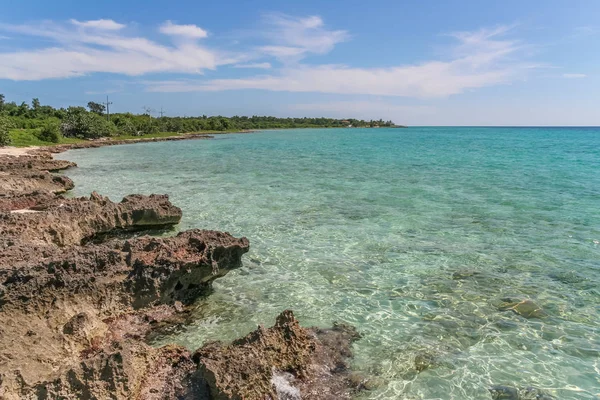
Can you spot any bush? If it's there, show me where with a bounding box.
[0,117,13,146]
[134,117,159,135]
[111,115,138,135]
[61,107,116,139]
[36,121,61,143]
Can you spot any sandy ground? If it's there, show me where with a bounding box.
[0,146,39,156]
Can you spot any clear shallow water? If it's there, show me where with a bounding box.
[59,127,600,399]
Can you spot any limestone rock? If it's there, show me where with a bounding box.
[193,310,361,400]
[0,192,183,247]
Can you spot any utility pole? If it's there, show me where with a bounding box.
[104,96,113,122]
[159,107,165,118]
[142,106,154,118]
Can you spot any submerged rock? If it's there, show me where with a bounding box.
[498,298,547,319]
[414,351,437,372]
[489,385,556,400]
[452,270,481,280]
[519,387,556,399]
[489,385,519,400]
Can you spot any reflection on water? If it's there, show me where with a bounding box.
[59,127,600,399]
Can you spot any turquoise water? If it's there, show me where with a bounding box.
[59,128,600,399]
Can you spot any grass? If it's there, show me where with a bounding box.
[8,129,84,147]
[7,128,245,148]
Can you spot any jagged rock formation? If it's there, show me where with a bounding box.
[0,153,76,211]
[0,229,249,399]
[0,153,76,173]
[1,191,183,247]
[194,311,361,400]
[0,148,361,400]
[0,150,249,399]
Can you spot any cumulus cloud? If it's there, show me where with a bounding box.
[159,20,208,39]
[562,73,586,79]
[0,20,224,80]
[70,19,125,30]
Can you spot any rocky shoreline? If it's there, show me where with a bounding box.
[0,141,362,399]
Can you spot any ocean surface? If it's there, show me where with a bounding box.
[59,127,600,399]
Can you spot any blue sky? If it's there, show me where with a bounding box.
[0,0,598,125]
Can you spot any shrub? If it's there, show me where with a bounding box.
[0,117,12,146]
[111,115,138,135]
[134,118,159,135]
[36,121,61,143]
[61,107,116,139]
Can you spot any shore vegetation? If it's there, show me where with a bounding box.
[0,94,398,147]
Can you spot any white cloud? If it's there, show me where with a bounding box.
[0,17,539,101]
[70,19,125,31]
[447,25,522,65]
[147,63,516,97]
[233,62,272,69]
[562,73,586,79]
[159,20,208,39]
[0,20,226,80]
[147,25,534,98]
[258,13,349,60]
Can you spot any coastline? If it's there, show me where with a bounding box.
[0,136,362,399]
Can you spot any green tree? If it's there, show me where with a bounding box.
[220,117,231,130]
[32,98,41,111]
[17,102,29,116]
[61,107,115,138]
[87,101,106,115]
[111,114,138,135]
[0,94,5,112]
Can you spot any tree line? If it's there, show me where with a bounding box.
[0,94,397,146]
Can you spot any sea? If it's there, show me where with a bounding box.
[58,127,600,399]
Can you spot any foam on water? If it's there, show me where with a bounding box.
[58,127,600,399]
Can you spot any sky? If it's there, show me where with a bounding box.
[0,0,599,126]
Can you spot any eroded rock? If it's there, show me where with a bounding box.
[0,153,76,211]
[0,229,249,398]
[0,148,362,400]
[193,310,361,400]
[0,192,182,247]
